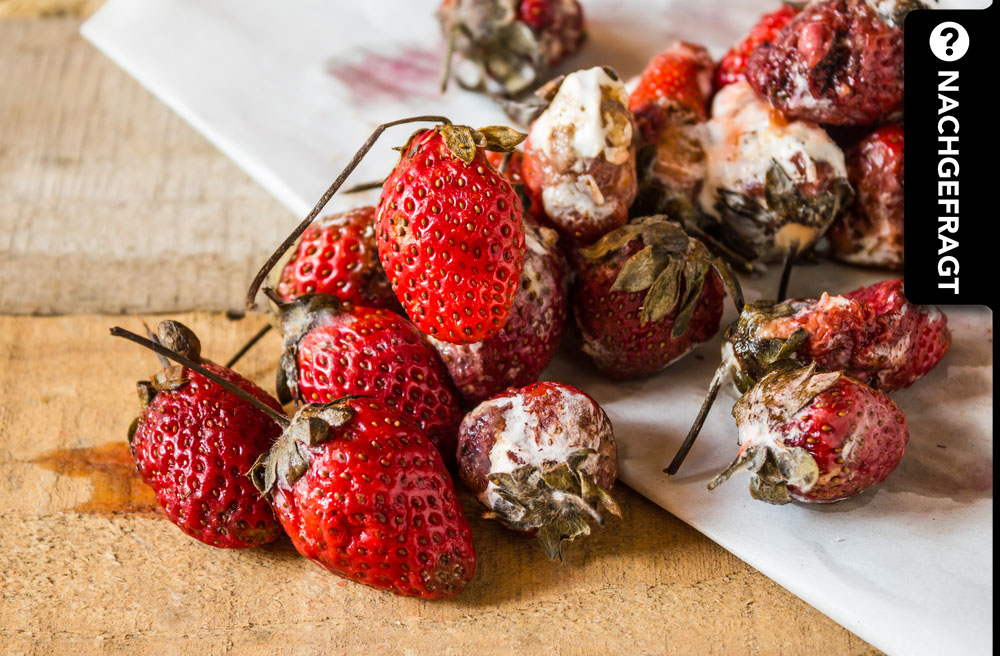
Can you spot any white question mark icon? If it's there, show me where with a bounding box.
[930,22,969,62]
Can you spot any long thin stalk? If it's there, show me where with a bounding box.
[111,327,290,429]
[245,115,451,310]
[225,324,272,369]
[664,362,729,475]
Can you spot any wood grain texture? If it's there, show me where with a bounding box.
[0,18,295,315]
[0,0,102,19]
[0,314,881,655]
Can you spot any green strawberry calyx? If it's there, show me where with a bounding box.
[249,401,357,497]
[708,365,840,504]
[487,448,621,560]
[580,215,742,336]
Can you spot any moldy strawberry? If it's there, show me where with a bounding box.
[709,365,909,504]
[457,381,619,558]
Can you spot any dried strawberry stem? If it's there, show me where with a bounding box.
[110,326,290,429]
[776,241,799,302]
[138,317,170,369]
[439,18,458,93]
[343,179,385,194]
[685,223,756,275]
[261,287,285,307]
[664,361,728,475]
[225,324,272,369]
[497,151,513,176]
[245,115,453,310]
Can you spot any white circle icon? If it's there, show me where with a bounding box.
[930,22,969,62]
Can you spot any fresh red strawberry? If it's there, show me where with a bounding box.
[666,278,949,475]
[629,41,714,142]
[828,124,904,269]
[573,216,740,380]
[251,396,476,599]
[438,0,585,96]
[714,4,800,91]
[270,292,463,464]
[115,326,474,598]
[457,381,619,558]
[276,206,398,310]
[122,321,283,549]
[709,365,909,504]
[429,219,567,404]
[376,125,527,344]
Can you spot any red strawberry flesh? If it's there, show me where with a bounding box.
[377,127,525,344]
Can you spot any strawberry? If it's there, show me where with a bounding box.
[376,124,527,344]
[714,4,800,91]
[269,292,463,465]
[120,321,283,549]
[457,381,619,558]
[276,206,398,310]
[485,149,526,189]
[727,278,950,393]
[709,365,909,504]
[573,216,740,380]
[113,326,475,598]
[629,41,714,143]
[429,219,567,404]
[252,397,476,599]
[522,67,637,244]
[438,0,586,96]
[745,0,920,126]
[828,124,904,269]
[699,81,852,265]
[666,278,949,474]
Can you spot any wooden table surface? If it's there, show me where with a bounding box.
[0,13,881,656]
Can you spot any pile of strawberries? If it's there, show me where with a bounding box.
[113,0,951,601]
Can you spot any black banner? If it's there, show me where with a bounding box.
[904,4,991,307]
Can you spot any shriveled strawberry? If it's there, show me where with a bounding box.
[457,381,619,558]
[727,278,950,393]
[745,0,921,126]
[714,4,800,91]
[438,0,585,96]
[667,278,949,475]
[124,321,283,549]
[376,124,527,344]
[276,206,398,310]
[629,41,713,142]
[251,397,476,599]
[710,365,908,504]
[429,219,567,404]
[699,81,852,264]
[522,67,637,244]
[828,124,904,269]
[270,292,462,464]
[573,216,739,380]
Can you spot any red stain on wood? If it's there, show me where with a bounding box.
[33,442,162,517]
